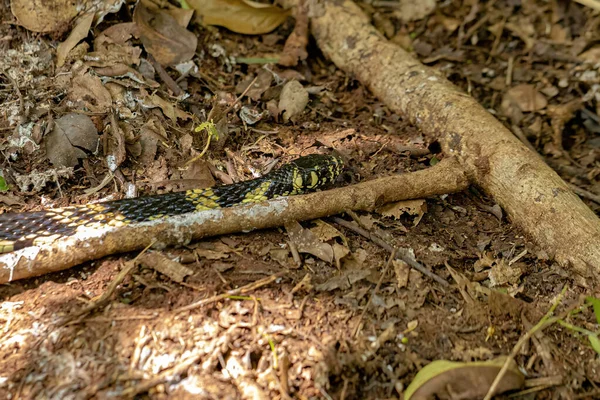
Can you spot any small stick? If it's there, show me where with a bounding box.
[352,249,396,337]
[61,241,156,325]
[175,272,284,313]
[483,285,576,400]
[567,183,600,205]
[332,216,449,287]
[147,54,182,97]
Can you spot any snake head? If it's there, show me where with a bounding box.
[290,154,344,191]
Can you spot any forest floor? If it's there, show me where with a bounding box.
[0,0,599,399]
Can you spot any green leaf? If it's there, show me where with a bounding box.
[0,175,7,192]
[588,334,600,356]
[586,296,600,324]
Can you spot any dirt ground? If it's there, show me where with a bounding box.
[1,0,599,399]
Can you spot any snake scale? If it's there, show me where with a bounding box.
[0,154,343,253]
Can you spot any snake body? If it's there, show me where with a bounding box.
[0,154,343,253]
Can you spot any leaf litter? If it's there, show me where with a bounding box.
[0,0,599,399]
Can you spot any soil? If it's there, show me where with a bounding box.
[0,0,599,399]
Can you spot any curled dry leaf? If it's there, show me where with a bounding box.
[404,356,524,400]
[45,113,98,167]
[11,0,78,33]
[279,80,309,123]
[376,199,427,226]
[187,0,290,35]
[56,13,94,67]
[285,221,333,263]
[134,1,197,66]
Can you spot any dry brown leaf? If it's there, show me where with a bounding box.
[393,259,410,288]
[68,74,113,113]
[310,219,345,243]
[45,114,98,167]
[404,356,524,400]
[332,243,350,269]
[143,93,192,121]
[11,0,78,33]
[315,268,370,291]
[317,128,355,148]
[188,0,290,35]
[376,199,427,225]
[286,221,333,263]
[134,1,197,66]
[139,252,193,283]
[279,80,309,123]
[194,249,230,260]
[488,258,522,287]
[503,84,548,112]
[57,13,94,67]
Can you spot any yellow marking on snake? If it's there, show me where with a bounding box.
[309,171,319,188]
[186,188,221,210]
[242,181,271,203]
[0,240,14,253]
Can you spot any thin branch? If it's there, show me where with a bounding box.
[0,158,469,283]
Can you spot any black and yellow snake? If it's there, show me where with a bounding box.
[0,154,343,253]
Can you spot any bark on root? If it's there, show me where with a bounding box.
[308,0,600,283]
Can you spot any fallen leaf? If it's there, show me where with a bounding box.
[393,259,410,288]
[139,252,193,283]
[392,0,436,22]
[188,0,290,35]
[315,269,371,291]
[136,118,166,165]
[45,113,98,167]
[489,258,522,287]
[142,93,193,121]
[68,74,113,113]
[134,1,197,66]
[279,80,309,122]
[503,84,547,112]
[11,0,78,33]
[404,356,524,400]
[278,0,308,66]
[0,193,23,206]
[235,70,273,101]
[376,199,427,225]
[56,13,94,67]
[195,249,230,260]
[286,221,333,263]
[310,219,346,243]
[332,242,350,269]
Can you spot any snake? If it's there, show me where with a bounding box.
[0,154,343,254]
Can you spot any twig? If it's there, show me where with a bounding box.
[483,285,575,400]
[147,54,182,97]
[0,157,469,283]
[331,217,450,287]
[352,249,396,337]
[175,272,284,313]
[567,183,600,205]
[60,241,156,325]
